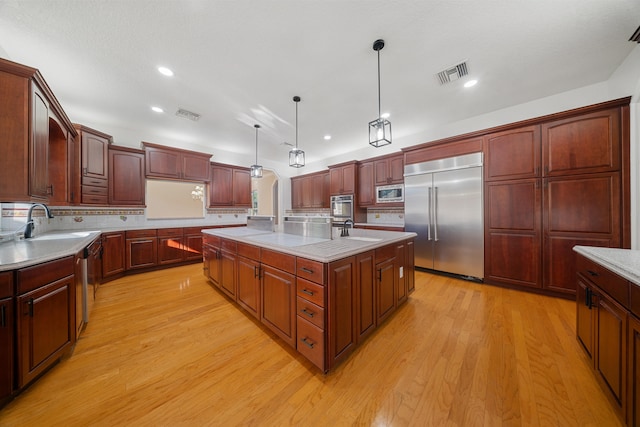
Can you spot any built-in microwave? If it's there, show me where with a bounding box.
[376,184,404,203]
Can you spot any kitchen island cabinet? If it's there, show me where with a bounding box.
[202,227,415,372]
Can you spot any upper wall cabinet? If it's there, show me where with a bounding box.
[484,126,541,181]
[329,161,358,196]
[74,125,112,205]
[209,162,251,208]
[291,171,329,209]
[0,58,76,203]
[143,142,211,182]
[109,145,145,206]
[374,153,404,186]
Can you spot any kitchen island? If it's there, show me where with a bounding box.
[202,227,416,372]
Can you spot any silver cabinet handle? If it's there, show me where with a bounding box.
[427,187,432,241]
[434,186,439,241]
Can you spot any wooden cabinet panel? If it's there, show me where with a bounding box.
[628,315,640,427]
[395,243,407,305]
[355,251,375,343]
[296,257,325,284]
[203,243,220,286]
[312,172,329,208]
[291,176,303,209]
[484,125,541,181]
[237,255,260,318]
[485,233,541,289]
[297,316,324,370]
[261,265,296,348]
[486,179,540,231]
[220,250,237,299]
[109,146,145,206]
[144,142,211,181]
[291,171,329,209]
[376,255,397,325]
[102,232,125,280]
[542,108,620,176]
[31,84,50,199]
[75,125,112,205]
[126,231,157,271]
[296,296,324,329]
[157,230,185,265]
[16,273,73,388]
[576,277,595,361]
[232,168,251,207]
[296,278,324,307]
[0,295,14,403]
[329,162,357,195]
[374,154,403,185]
[358,162,374,206]
[209,164,233,206]
[146,147,180,178]
[184,229,203,261]
[327,256,356,370]
[182,153,210,181]
[406,239,415,294]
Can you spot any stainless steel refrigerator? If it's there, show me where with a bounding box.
[404,152,483,280]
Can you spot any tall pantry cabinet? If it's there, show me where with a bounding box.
[484,99,628,295]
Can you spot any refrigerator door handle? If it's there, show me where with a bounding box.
[434,186,439,241]
[427,186,432,241]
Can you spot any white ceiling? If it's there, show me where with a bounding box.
[0,0,638,170]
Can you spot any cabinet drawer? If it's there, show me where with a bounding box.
[577,255,629,307]
[184,226,203,236]
[81,194,108,205]
[237,242,260,260]
[0,271,12,298]
[126,229,157,239]
[157,228,183,238]
[296,258,325,284]
[203,234,220,247]
[81,176,107,187]
[297,316,325,371]
[262,248,296,274]
[82,185,108,196]
[221,239,237,253]
[296,278,325,307]
[375,244,396,263]
[297,296,325,329]
[16,256,74,294]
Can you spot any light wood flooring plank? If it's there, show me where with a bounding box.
[0,264,624,426]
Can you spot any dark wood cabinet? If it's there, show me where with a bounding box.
[209,163,251,207]
[291,171,329,209]
[183,227,204,262]
[395,242,407,305]
[406,239,415,294]
[75,125,112,205]
[628,315,640,427]
[101,231,125,281]
[327,256,356,369]
[375,245,397,325]
[203,234,221,286]
[357,161,375,207]
[0,272,13,404]
[157,228,185,265]
[16,256,74,388]
[237,246,261,319]
[125,229,157,270]
[374,153,404,186]
[329,161,357,196]
[0,59,76,204]
[219,240,237,300]
[108,145,145,206]
[484,125,541,181]
[355,251,375,343]
[143,142,211,181]
[261,263,297,348]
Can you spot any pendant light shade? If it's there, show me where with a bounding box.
[289,96,305,168]
[369,39,392,148]
[250,124,263,178]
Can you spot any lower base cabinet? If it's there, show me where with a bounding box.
[16,256,74,388]
[261,263,296,348]
[125,229,158,270]
[0,272,13,404]
[236,243,261,319]
[102,231,125,280]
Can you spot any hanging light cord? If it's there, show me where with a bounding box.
[254,124,260,163]
[295,101,299,150]
[377,48,382,121]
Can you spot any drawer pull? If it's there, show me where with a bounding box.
[300,267,314,274]
[300,337,315,349]
[301,289,314,296]
[27,298,34,317]
[0,305,5,327]
[301,308,315,318]
[587,270,599,277]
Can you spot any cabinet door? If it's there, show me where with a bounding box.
[102,232,125,279]
[355,251,375,343]
[329,167,342,195]
[374,158,392,186]
[184,231,203,261]
[301,175,313,208]
[209,165,233,206]
[596,291,627,414]
[109,148,145,206]
[406,240,415,294]
[395,243,407,304]
[182,153,210,181]
[376,257,396,324]
[145,146,181,179]
[126,238,157,270]
[628,315,640,427]
[358,162,374,206]
[291,177,303,209]
[203,244,220,286]
[484,125,541,181]
[219,250,237,299]
[576,278,595,362]
[542,108,620,177]
[485,179,542,288]
[157,232,185,265]
[81,130,109,181]
[543,173,620,294]
[17,276,72,388]
[342,164,356,194]
[31,84,50,199]
[261,265,296,348]
[232,168,251,207]
[237,255,260,319]
[311,173,329,208]
[328,257,356,369]
[0,296,13,402]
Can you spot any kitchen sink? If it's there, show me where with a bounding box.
[343,236,382,242]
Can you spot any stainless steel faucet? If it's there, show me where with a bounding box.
[341,218,354,237]
[24,203,54,238]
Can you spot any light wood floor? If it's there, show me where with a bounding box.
[0,264,623,426]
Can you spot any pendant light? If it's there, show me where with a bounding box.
[250,124,263,178]
[289,95,305,168]
[368,39,392,147]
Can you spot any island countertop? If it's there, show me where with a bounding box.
[573,245,640,287]
[202,227,417,263]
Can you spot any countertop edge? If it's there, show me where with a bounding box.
[573,245,640,286]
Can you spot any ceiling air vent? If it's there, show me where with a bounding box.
[436,61,469,85]
[175,108,201,121]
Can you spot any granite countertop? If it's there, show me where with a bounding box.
[203,227,417,263]
[354,223,404,228]
[573,245,640,286]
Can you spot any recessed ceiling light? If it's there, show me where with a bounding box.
[464,79,478,88]
[324,135,331,141]
[151,106,164,113]
[381,112,390,119]
[158,66,174,77]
